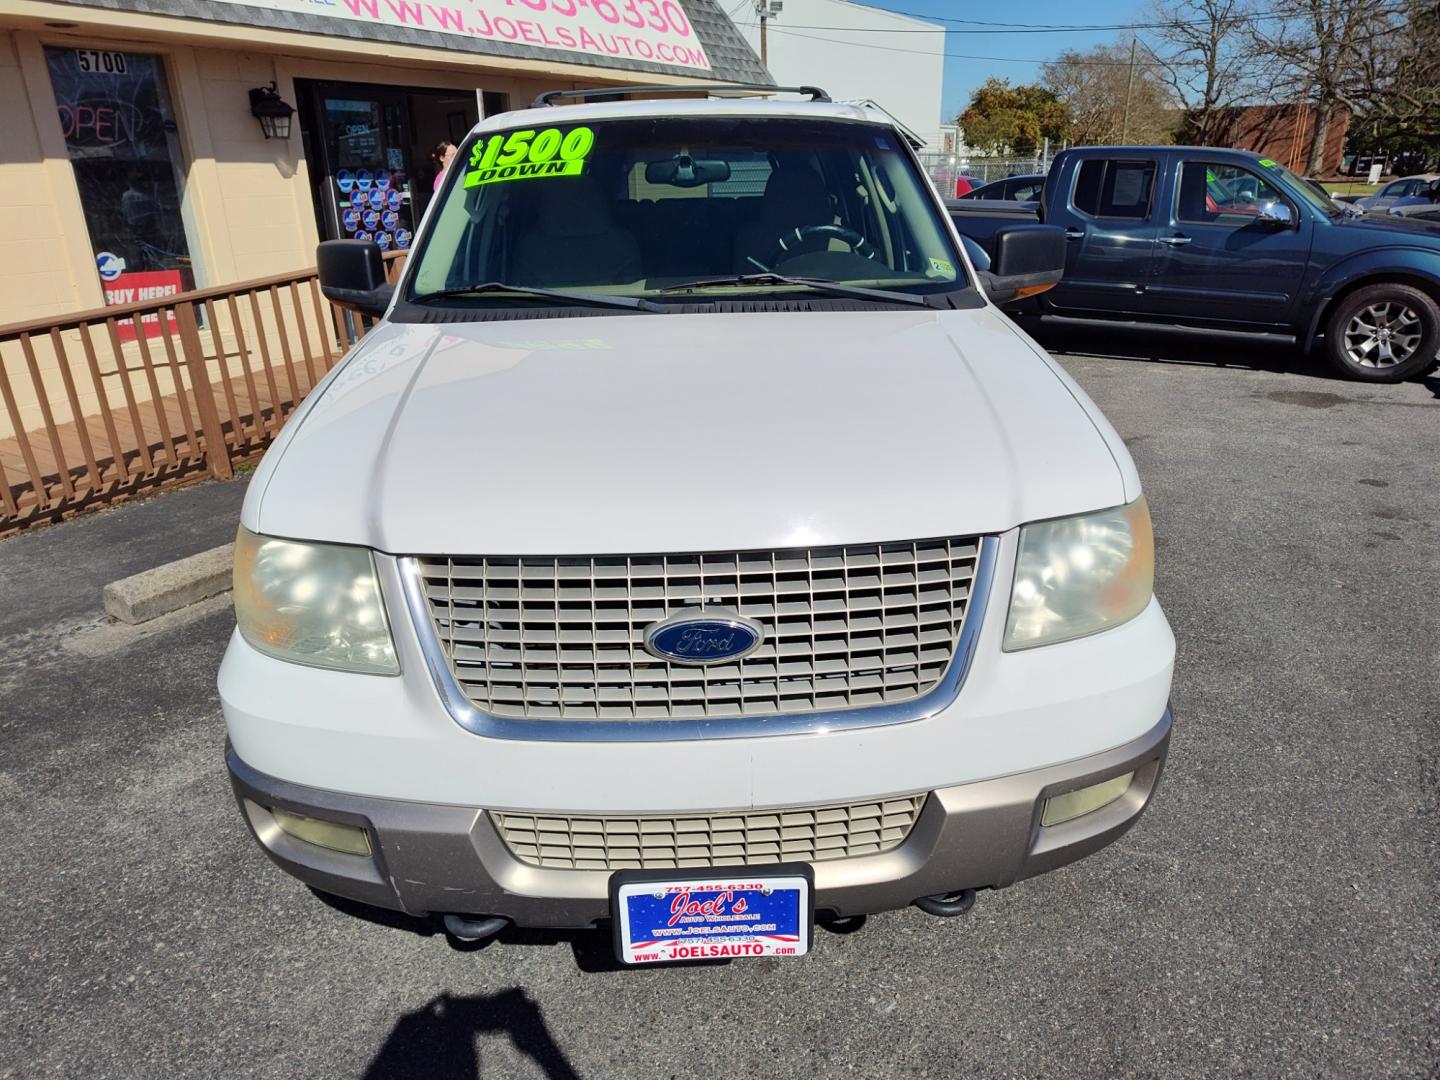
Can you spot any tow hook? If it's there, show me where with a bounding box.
[442,914,510,942]
[914,889,977,917]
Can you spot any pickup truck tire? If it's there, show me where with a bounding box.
[1323,283,1440,383]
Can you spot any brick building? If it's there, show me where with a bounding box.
[1196,102,1351,175]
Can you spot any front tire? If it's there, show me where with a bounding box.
[1323,283,1440,382]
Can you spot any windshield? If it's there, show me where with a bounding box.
[406,116,968,304]
[1257,159,1341,216]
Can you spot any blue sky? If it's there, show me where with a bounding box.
[841,0,1147,123]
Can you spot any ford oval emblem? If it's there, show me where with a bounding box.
[643,611,763,666]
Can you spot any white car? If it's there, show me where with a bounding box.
[221,86,1174,966]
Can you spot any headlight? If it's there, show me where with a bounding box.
[233,527,399,674]
[1004,497,1154,650]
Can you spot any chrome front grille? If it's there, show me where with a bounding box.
[412,537,981,723]
[492,795,928,871]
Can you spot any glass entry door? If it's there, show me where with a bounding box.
[299,82,478,254]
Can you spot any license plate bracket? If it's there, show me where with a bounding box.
[609,863,815,965]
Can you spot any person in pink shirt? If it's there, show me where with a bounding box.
[431,141,456,191]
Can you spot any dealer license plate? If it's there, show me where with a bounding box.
[610,864,814,965]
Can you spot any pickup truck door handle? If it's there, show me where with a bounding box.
[1158,235,1192,246]
[1065,228,1085,240]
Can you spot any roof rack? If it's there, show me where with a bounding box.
[530,83,831,108]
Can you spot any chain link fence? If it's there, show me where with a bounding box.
[916,153,1050,198]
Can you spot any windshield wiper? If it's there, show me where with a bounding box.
[410,281,663,312]
[658,273,932,307]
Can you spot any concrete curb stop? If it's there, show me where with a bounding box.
[103,543,235,625]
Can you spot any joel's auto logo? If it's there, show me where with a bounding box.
[96,252,126,282]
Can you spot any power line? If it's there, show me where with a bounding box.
[838,6,1406,33]
[767,6,1409,35]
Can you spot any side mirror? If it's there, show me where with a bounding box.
[1256,201,1294,227]
[979,224,1066,305]
[318,240,394,317]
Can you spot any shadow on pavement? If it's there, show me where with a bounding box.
[362,990,580,1080]
[312,890,633,973]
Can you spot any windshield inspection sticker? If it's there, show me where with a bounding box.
[928,257,955,278]
[465,126,595,189]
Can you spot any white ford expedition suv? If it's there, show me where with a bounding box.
[222,86,1174,965]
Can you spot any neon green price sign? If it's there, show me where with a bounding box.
[465,126,595,188]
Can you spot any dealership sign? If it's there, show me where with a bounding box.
[103,269,184,341]
[221,0,710,70]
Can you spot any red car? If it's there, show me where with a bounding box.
[953,175,984,197]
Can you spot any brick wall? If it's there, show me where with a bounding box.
[1200,103,1352,175]
[192,49,316,281]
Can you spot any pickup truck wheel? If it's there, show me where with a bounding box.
[1324,283,1440,382]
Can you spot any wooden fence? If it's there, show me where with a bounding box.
[0,252,405,536]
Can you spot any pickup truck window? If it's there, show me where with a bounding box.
[1071,159,1156,220]
[408,116,968,305]
[1177,162,1291,225]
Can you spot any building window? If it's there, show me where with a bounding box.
[45,46,196,323]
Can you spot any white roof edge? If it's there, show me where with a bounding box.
[834,99,926,148]
[474,96,894,132]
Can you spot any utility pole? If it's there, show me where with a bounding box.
[1121,36,1137,144]
[756,0,781,69]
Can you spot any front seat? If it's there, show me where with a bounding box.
[733,167,833,272]
[513,177,642,287]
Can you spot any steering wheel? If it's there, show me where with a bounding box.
[763,224,875,268]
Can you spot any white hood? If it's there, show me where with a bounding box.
[247,308,1130,554]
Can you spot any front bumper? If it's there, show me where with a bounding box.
[228,707,1170,928]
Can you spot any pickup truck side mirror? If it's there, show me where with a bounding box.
[1256,201,1294,228]
[318,240,395,317]
[979,224,1067,306]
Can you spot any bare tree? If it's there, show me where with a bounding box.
[1041,44,1178,146]
[1345,0,1440,147]
[1143,0,1263,143]
[1252,0,1406,173]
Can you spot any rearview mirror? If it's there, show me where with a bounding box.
[644,154,731,188]
[318,239,394,317]
[978,224,1066,305]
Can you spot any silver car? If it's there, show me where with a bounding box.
[1354,174,1440,212]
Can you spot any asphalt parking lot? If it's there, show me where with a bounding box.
[1,327,1437,1079]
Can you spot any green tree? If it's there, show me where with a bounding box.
[958,78,1070,155]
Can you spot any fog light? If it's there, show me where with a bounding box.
[272,808,372,855]
[1041,772,1134,827]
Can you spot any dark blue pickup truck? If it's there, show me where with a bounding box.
[949,146,1440,382]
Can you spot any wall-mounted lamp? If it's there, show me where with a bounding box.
[248,81,295,140]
